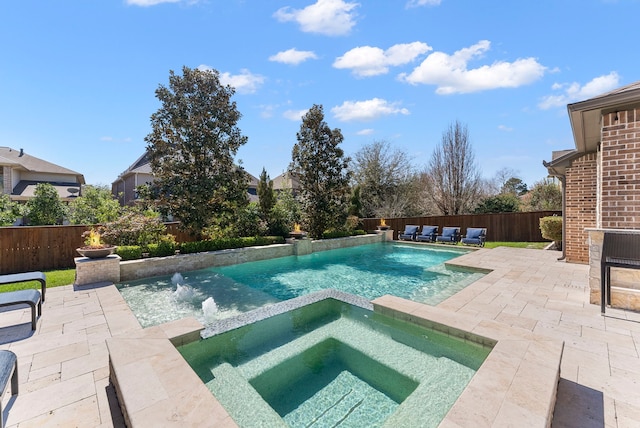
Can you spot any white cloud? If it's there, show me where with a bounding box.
[273,0,359,36]
[331,98,409,122]
[399,40,546,94]
[269,48,319,65]
[356,128,375,135]
[498,125,513,132]
[126,0,182,6]
[406,0,441,8]
[283,109,309,121]
[334,42,431,77]
[538,72,620,110]
[198,66,265,94]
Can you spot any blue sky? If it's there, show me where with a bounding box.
[1,0,636,188]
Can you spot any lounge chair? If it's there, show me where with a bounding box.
[435,227,460,244]
[461,227,487,247]
[0,350,17,428]
[416,225,438,242]
[398,225,419,241]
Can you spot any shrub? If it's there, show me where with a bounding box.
[116,236,285,260]
[540,216,562,247]
[145,241,177,258]
[232,203,268,237]
[116,246,143,261]
[100,211,172,246]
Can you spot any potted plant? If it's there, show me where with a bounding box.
[76,229,117,259]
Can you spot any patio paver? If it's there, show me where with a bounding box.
[0,246,638,426]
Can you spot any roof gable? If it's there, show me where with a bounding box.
[0,147,85,183]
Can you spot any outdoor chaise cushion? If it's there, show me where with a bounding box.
[435,227,460,244]
[398,225,420,241]
[461,227,486,247]
[0,350,18,428]
[416,226,438,242]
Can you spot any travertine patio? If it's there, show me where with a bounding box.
[1,246,639,427]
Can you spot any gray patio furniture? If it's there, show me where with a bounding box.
[398,225,420,241]
[0,272,46,302]
[0,289,42,330]
[435,227,461,244]
[600,232,640,314]
[0,350,18,428]
[461,227,487,247]
[416,226,438,242]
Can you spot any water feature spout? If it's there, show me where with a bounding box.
[171,272,184,285]
[202,297,219,320]
[174,283,197,301]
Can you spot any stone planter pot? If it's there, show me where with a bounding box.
[76,246,117,259]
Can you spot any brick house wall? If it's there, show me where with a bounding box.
[600,108,640,229]
[564,153,598,263]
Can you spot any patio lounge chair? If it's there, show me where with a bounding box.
[461,227,487,247]
[0,350,17,428]
[416,225,438,242]
[435,227,460,244]
[398,225,419,241]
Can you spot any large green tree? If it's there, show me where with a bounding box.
[25,183,68,225]
[145,66,249,237]
[0,194,20,226]
[522,178,562,211]
[290,104,351,238]
[68,185,121,225]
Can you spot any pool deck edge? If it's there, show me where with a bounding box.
[372,295,562,428]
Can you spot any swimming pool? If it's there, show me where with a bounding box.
[117,242,485,329]
[178,294,492,427]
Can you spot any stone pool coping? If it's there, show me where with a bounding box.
[107,288,562,427]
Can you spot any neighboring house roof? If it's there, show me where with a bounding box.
[114,151,262,202]
[0,147,85,179]
[567,80,640,154]
[12,180,81,200]
[0,147,85,201]
[272,171,300,191]
[114,152,153,181]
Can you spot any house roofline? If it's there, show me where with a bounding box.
[568,82,640,154]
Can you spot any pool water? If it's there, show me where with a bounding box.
[117,242,485,328]
[178,297,492,427]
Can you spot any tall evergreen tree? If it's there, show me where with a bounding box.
[257,168,275,220]
[290,105,351,238]
[144,66,249,237]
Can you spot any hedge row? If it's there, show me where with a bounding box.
[115,236,286,261]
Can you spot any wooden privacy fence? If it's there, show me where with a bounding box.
[361,211,561,242]
[0,213,560,274]
[0,222,194,275]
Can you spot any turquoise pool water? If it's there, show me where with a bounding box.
[178,296,492,427]
[117,242,485,328]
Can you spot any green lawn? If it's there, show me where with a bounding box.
[0,269,76,293]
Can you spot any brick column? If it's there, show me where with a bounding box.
[564,153,597,263]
